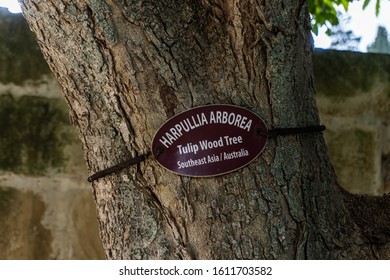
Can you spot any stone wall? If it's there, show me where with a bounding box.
[0,8,389,259]
[314,49,390,195]
[0,8,104,259]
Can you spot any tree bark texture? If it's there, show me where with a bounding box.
[21,0,390,259]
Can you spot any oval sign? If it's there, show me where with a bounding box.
[151,104,268,177]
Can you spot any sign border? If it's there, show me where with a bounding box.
[151,104,268,177]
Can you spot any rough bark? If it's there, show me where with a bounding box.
[20,0,390,259]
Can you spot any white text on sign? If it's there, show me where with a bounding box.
[159,111,252,149]
[177,135,243,155]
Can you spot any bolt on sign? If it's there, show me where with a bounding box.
[152,104,268,177]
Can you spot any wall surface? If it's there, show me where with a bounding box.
[0,8,389,259]
[314,49,390,195]
[0,8,104,259]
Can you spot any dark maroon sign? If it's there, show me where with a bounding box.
[151,104,268,177]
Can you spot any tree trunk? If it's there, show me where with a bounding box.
[21,0,390,259]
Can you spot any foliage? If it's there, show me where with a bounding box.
[309,0,381,35]
[329,13,361,51]
[367,26,390,53]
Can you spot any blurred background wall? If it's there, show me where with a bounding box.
[0,8,104,259]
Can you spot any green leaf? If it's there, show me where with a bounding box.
[312,24,319,35]
[375,0,381,16]
[341,0,349,10]
[309,0,382,36]
[363,0,371,10]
